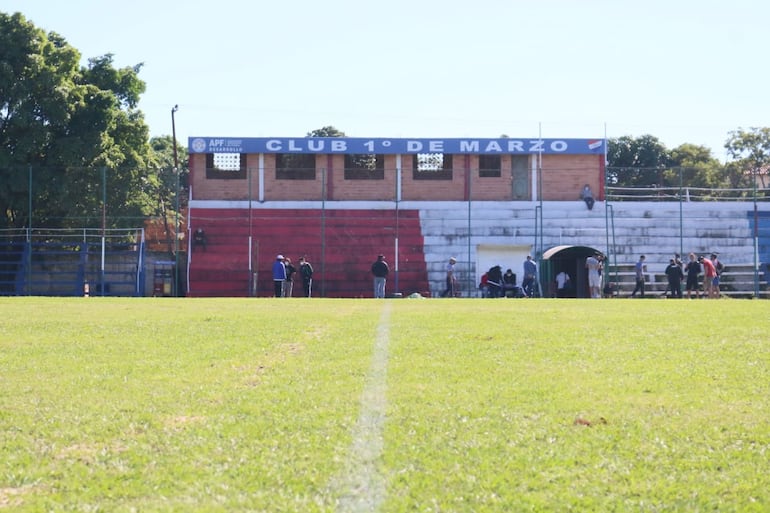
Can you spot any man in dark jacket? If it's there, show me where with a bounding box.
[522,255,537,297]
[665,258,684,298]
[371,254,389,298]
[299,256,314,297]
[487,265,503,298]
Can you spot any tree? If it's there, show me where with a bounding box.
[0,12,154,230]
[305,125,380,174]
[148,136,189,254]
[606,135,670,187]
[665,143,723,189]
[724,127,770,190]
[307,126,345,138]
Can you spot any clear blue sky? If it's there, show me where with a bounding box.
[8,0,768,160]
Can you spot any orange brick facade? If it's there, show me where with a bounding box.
[189,152,604,202]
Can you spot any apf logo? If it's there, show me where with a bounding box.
[191,138,207,153]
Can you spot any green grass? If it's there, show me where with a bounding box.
[0,297,768,512]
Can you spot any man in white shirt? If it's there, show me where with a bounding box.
[440,257,457,297]
[585,253,603,299]
[555,271,570,298]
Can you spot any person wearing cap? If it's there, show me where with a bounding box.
[440,257,457,297]
[272,254,286,297]
[371,254,389,298]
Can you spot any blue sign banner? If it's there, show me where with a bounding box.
[189,137,605,155]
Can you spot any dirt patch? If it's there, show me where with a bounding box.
[164,415,206,431]
[0,485,36,509]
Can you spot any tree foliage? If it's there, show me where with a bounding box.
[146,135,188,254]
[607,136,731,191]
[148,135,189,212]
[307,126,345,138]
[606,135,670,186]
[665,143,723,189]
[724,127,770,189]
[0,12,156,230]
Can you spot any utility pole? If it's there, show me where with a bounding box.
[171,105,180,296]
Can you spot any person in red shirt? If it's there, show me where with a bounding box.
[699,255,717,299]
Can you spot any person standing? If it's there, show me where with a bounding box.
[282,257,296,298]
[630,255,647,298]
[522,255,537,297]
[272,255,286,297]
[299,256,314,297]
[440,257,457,297]
[585,253,602,299]
[664,258,684,298]
[700,255,717,298]
[684,252,701,299]
[555,271,571,298]
[711,253,723,298]
[371,254,389,298]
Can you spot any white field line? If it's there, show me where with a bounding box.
[332,302,391,513]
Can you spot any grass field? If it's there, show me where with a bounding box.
[1,297,769,512]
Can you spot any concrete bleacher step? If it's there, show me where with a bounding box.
[418,201,766,296]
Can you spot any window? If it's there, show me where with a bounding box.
[413,154,453,180]
[206,153,247,179]
[479,155,501,178]
[344,154,385,180]
[276,154,316,180]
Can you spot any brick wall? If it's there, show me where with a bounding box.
[329,155,398,201]
[190,153,254,201]
[190,152,602,202]
[540,155,603,201]
[262,154,326,200]
[401,154,467,201]
[468,155,522,201]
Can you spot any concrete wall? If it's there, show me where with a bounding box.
[416,200,767,297]
[186,197,768,297]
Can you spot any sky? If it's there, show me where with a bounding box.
[6,0,769,161]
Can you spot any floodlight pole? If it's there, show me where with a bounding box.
[753,166,759,298]
[171,105,180,297]
[27,165,32,295]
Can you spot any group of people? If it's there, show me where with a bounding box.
[478,255,540,298]
[632,252,724,299]
[479,265,521,298]
[272,254,314,297]
[277,250,726,300]
[554,252,608,299]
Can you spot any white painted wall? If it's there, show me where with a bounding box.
[476,244,531,286]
